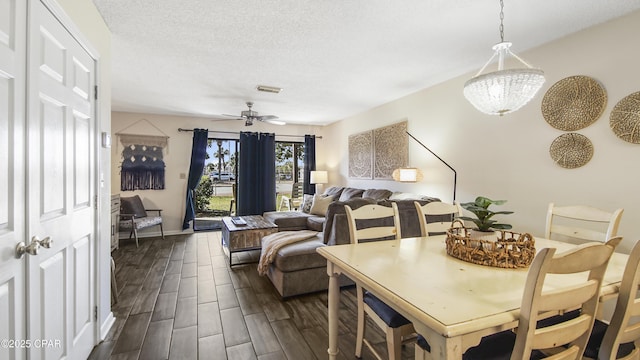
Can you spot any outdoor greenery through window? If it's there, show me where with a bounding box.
[194,139,305,219]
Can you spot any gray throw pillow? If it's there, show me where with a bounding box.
[300,194,314,213]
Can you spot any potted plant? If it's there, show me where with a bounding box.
[458,196,513,240]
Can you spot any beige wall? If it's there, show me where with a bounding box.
[111,112,322,234]
[320,10,640,252]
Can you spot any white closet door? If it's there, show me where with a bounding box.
[0,0,27,359]
[26,1,97,359]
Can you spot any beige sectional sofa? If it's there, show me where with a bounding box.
[262,186,442,298]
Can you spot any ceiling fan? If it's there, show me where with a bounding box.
[214,101,286,126]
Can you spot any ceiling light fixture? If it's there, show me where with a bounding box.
[463,0,545,116]
[256,85,283,94]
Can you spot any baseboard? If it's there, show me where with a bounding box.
[99,311,116,341]
[118,228,193,240]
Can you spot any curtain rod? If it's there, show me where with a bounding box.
[177,128,322,139]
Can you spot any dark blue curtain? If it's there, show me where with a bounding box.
[237,132,276,215]
[182,129,209,229]
[303,135,316,195]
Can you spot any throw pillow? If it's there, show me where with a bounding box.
[310,194,334,216]
[299,194,314,213]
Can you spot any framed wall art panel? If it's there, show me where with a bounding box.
[348,130,373,179]
[373,121,408,179]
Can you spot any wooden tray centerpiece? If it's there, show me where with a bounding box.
[445,225,536,269]
[450,196,535,268]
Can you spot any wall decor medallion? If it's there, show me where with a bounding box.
[549,133,593,169]
[541,75,607,131]
[348,130,373,179]
[373,121,408,179]
[610,91,640,144]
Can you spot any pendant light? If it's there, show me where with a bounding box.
[463,0,545,116]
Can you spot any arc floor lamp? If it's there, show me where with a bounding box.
[403,131,457,202]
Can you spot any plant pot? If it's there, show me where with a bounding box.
[469,229,499,242]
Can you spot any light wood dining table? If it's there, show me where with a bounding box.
[317,235,629,360]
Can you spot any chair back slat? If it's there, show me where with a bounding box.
[532,315,592,349]
[538,281,598,312]
[510,237,621,360]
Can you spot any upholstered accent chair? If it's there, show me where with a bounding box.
[119,195,164,247]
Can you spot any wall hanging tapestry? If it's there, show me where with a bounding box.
[610,91,640,144]
[348,130,373,179]
[541,75,607,131]
[119,134,167,190]
[373,121,408,179]
[549,133,593,169]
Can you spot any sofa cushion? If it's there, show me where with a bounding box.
[364,291,411,328]
[306,216,325,232]
[362,188,393,201]
[263,211,312,231]
[272,236,327,272]
[322,186,344,198]
[310,194,334,216]
[338,187,365,201]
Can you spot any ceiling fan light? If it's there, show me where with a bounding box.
[256,85,283,94]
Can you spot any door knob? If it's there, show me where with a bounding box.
[15,240,40,259]
[33,236,53,248]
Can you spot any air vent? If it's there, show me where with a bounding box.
[256,85,283,94]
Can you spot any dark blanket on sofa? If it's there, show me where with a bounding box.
[323,197,443,246]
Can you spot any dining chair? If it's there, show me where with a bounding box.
[415,237,622,360]
[345,203,415,360]
[414,201,463,237]
[545,203,623,243]
[581,238,640,359]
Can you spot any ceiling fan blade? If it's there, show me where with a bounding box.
[257,115,278,121]
[262,119,286,125]
[211,116,242,121]
[221,113,245,118]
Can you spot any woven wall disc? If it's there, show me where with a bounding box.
[541,75,607,131]
[549,133,593,169]
[610,91,640,144]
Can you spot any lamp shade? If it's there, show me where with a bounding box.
[392,168,423,182]
[310,170,328,184]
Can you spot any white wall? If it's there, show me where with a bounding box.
[111,112,322,234]
[55,0,113,339]
[320,10,640,252]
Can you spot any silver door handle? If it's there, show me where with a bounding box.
[33,236,53,248]
[16,240,40,259]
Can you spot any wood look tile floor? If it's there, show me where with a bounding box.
[89,231,415,360]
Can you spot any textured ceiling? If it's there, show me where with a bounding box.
[93,0,640,126]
